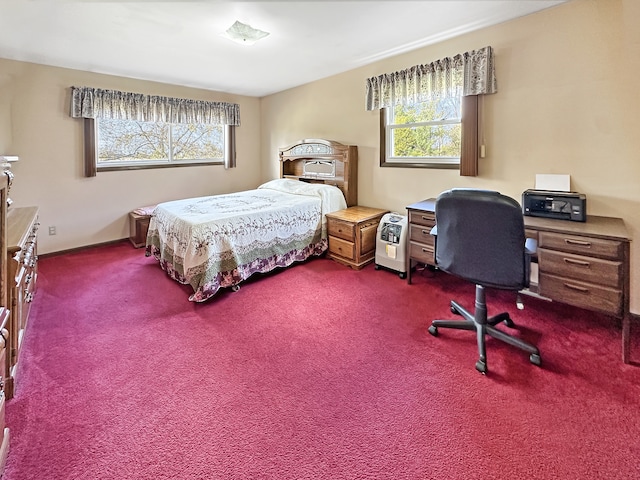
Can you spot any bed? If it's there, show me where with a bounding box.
[145,139,357,302]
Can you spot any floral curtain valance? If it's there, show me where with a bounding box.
[365,46,497,111]
[70,86,241,126]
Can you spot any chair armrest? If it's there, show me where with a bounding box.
[525,237,537,256]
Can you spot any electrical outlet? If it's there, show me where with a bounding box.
[49,226,56,235]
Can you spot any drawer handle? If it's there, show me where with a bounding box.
[563,283,589,293]
[563,258,590,267]
[421,216,432,221]
[565,239,591,247]
[421,248,429,253]
[421,229,429,235]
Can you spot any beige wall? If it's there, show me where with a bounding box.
[0,59,262,254]
[260,0,640,313]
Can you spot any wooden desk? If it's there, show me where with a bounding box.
[406,199,632,363]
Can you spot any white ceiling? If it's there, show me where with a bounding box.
[0,0,569,97]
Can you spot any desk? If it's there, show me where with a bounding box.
[406,199,632,363]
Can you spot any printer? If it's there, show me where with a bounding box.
[522,189,587,222]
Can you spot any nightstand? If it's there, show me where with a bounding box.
[325,206,389,269]
[129,211,151,248]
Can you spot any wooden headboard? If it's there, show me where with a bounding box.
[279,139,358,207]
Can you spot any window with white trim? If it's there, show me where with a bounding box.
[380,95,478,174]
[383,95,462,168]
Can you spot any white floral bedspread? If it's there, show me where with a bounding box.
[146,179,347,302]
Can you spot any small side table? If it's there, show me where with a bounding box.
[325,206,389,269]
[129,211,151,248]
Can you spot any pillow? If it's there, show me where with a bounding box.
[258,178,347,216]
[133,205,157,216]
[257,178,305,194]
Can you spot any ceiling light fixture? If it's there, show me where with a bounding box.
[221,20,269,46]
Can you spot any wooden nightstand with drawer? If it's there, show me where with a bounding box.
[325,206,389,269]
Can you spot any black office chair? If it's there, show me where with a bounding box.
[427,188,541,374]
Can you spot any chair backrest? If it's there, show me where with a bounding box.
[434,188,528,290]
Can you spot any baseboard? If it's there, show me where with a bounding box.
[39,238,130,259]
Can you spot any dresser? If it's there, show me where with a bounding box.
[406,199,633,363]
[5,206,39,398]
[0,175,10,474]
[325,206,389,269]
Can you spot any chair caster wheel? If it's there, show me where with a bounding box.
[231,285,240,292]
[504,317,515,328]
[530,353,542,366]
[475,360,487,374]
[374,264,380,270]
[450,304,460,315]
[428,325,438,336]
[399,272,406,279]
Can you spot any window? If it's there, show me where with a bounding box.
[367,46,495,176]
[96,118,225,168]
[379,95,478,175]
[383,95,461,168]
[82,118,236,175]
[71,86,240,177]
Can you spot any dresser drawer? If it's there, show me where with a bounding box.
[328,236,355,261]
[408,210,435,228]
[409,241,435,265]
[409,223,435,245]
[328,219,356,242]
[0,392,5,434]
[538,273,623,316]
[538,248,622,289]
[538,231,623,260]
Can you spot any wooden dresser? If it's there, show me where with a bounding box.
[0,175,10,474]
[325,206,389,269]
[406,198,633,363]
[5,206,39,398]
[0,307,8,473]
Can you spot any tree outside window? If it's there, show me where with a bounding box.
[97,118,224,166]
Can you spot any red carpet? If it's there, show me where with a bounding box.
[3,241,640,479]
